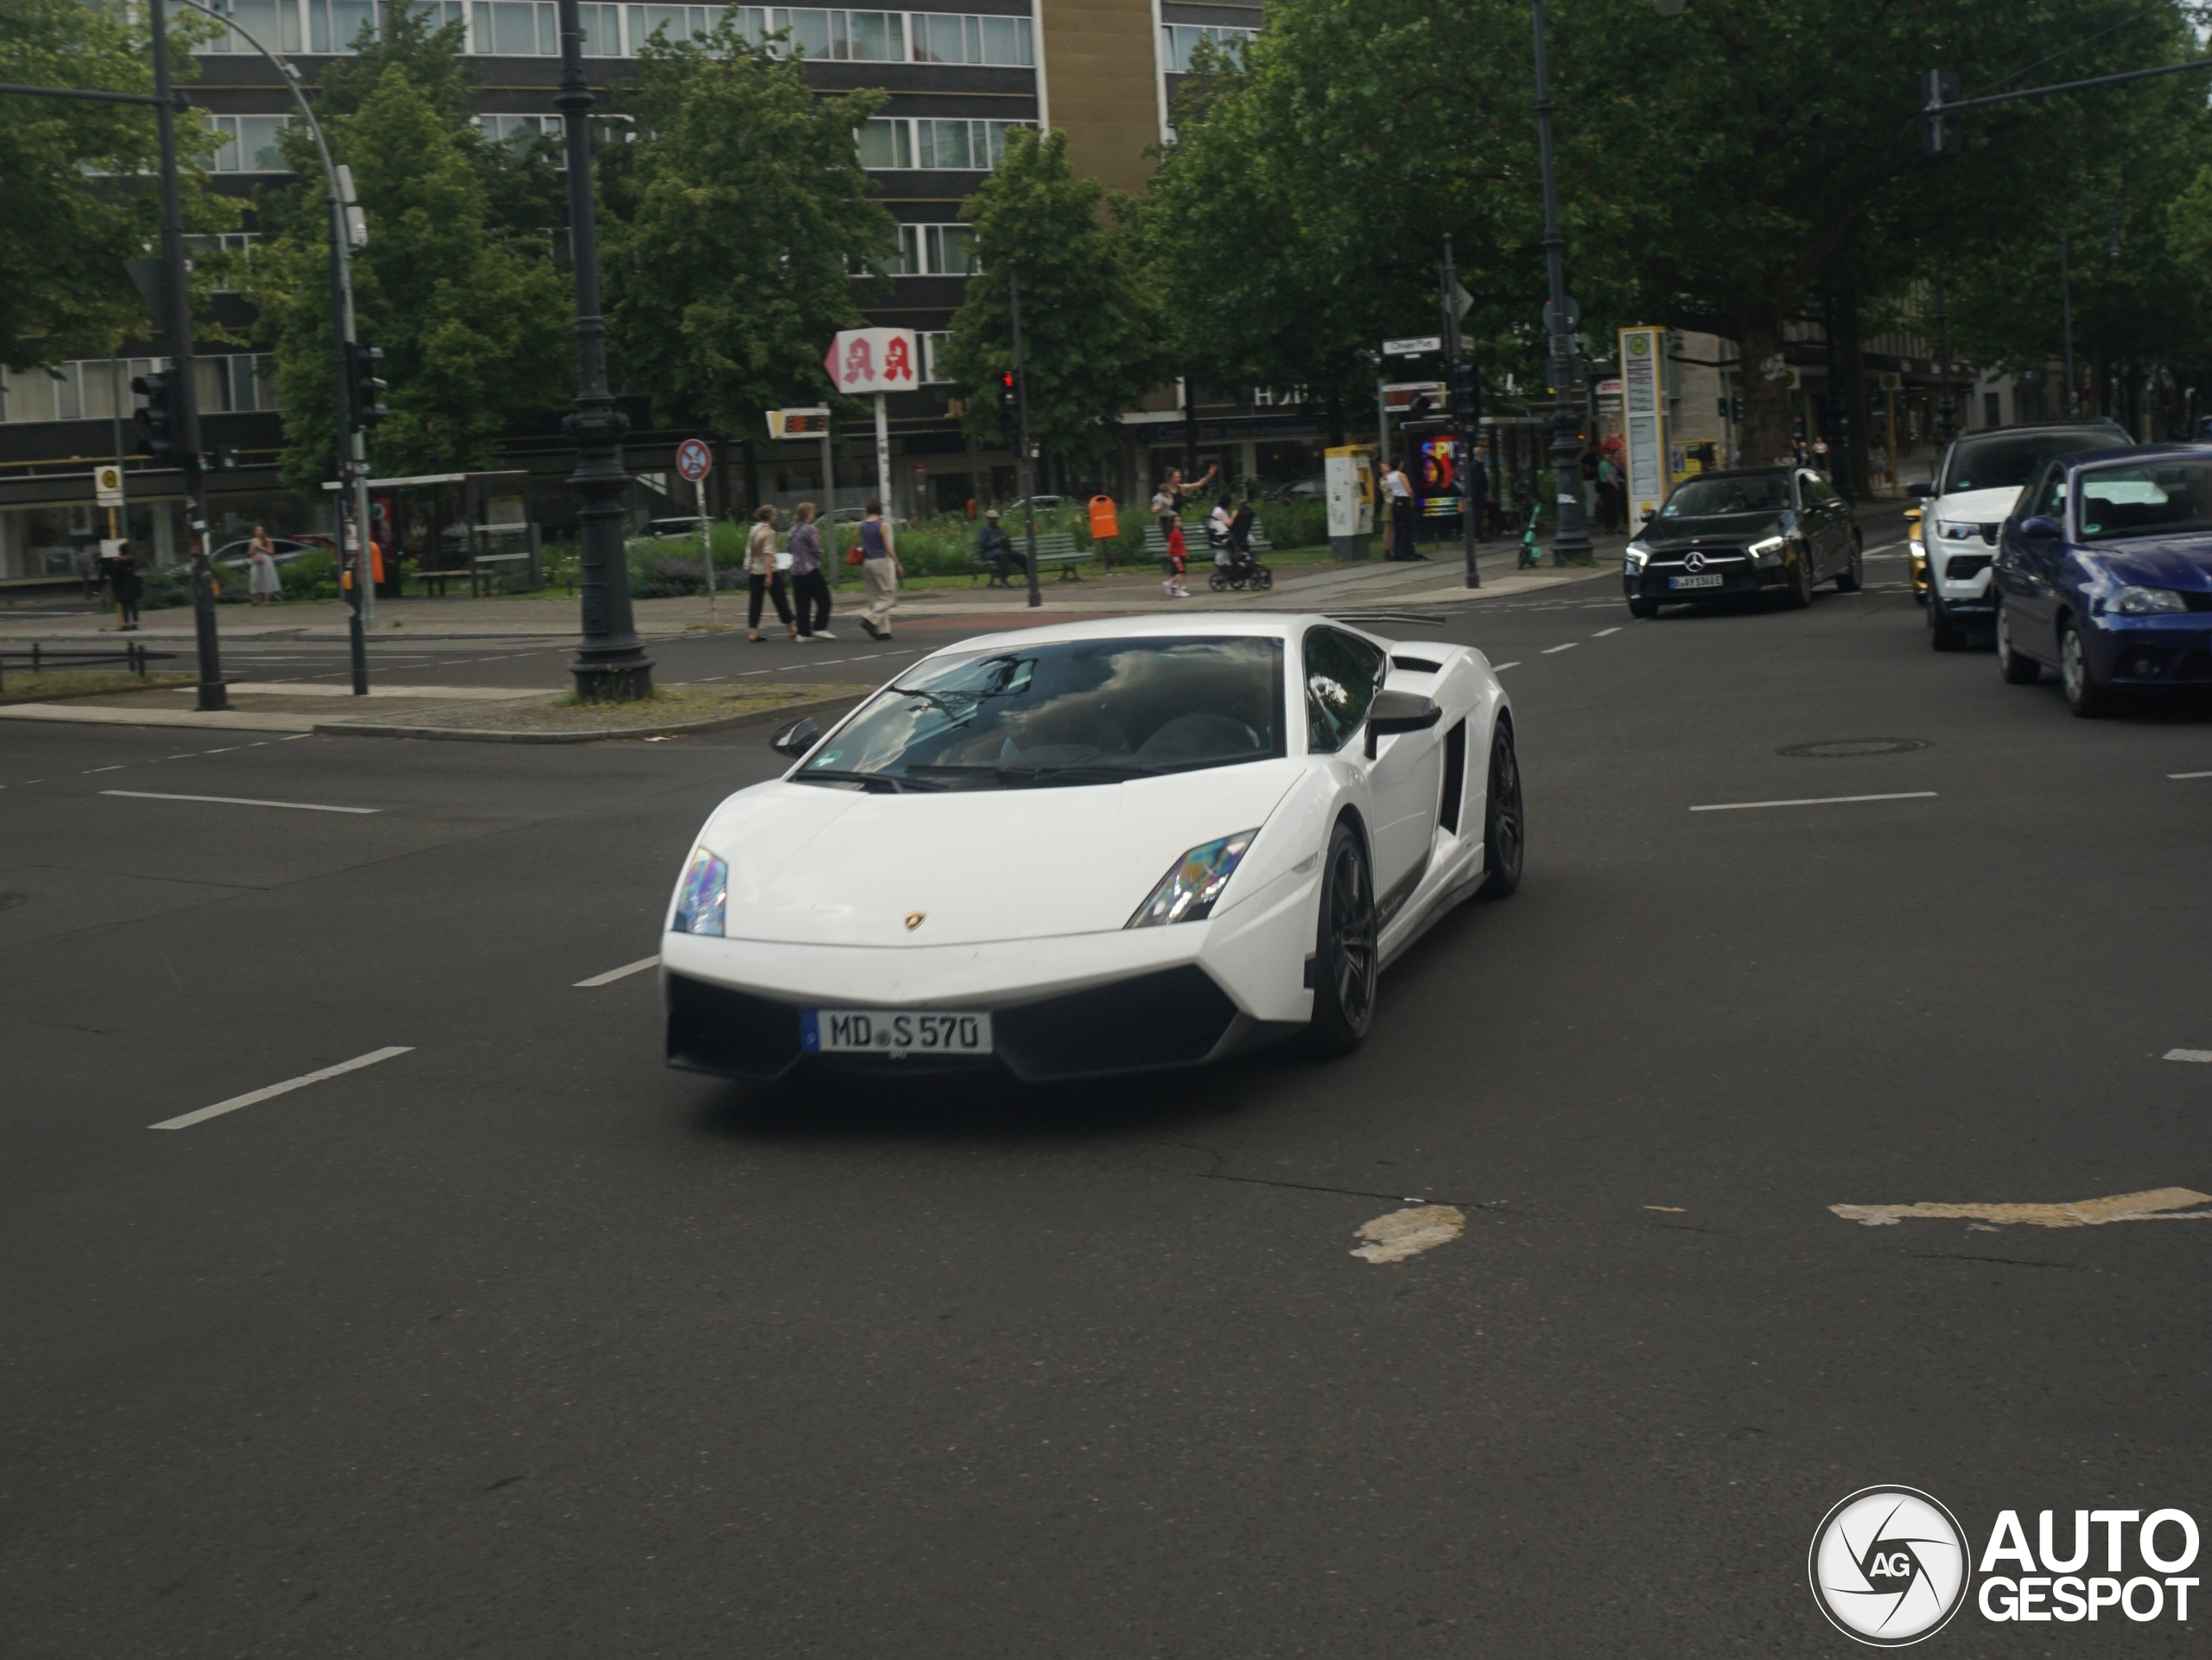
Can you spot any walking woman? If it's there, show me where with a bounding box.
[108,541,143,631]
[856,497,902,641]
[786,502,835,641]
[745,505,794,642]
[246,523,281,606]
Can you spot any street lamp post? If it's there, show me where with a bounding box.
[556,0,652,701]
[1529,0,1592,564]
[1008,261,1040,608]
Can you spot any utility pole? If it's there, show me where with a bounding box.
[1529,0,1592,564]
[1441,235,1480,589]
[1936,277,1955,443]
[2060,236,2076,420]
[556,0,652,700]
[1008,261,1040,608]
[148,0,225,710]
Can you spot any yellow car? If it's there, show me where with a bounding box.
[1905,506,1927,603]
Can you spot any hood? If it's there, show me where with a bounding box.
[1639,511,1786,548]
[1932,485,2024,528]
[2082,537,2212,592]
[699,760,1304,945]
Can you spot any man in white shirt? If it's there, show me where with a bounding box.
[1382,459,1421,561]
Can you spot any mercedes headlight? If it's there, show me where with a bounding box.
[1748,535,1786,563]
[1624,542,1650,572]
[671,847,728,937]
[1128,830,1257,927]
[2111,585,2189,616]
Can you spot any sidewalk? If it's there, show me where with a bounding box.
[0,533,1627,643]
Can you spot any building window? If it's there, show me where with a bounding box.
[857,117,1030,169]
[0,358,168,424]
[1160,22,1251,72]
[910,10,1029,65]
[874,225,975,275]
[305,0,378,49]
[473,0,558,53]
[768,7,902,60]
[200,0,303,54]
[479,112,563,148]
[920,330,952,383]
[207,113,292,172]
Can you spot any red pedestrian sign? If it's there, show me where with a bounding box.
[676,438,713,482]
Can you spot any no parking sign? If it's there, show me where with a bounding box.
[676,438,713,482]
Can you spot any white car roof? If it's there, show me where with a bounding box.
[923,612,1419,660]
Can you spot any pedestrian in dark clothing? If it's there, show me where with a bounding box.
[745,505,795,641]
[786,502,836,640]
[107,543,142,630]
[1228,500,1255,557]
[976,509,1018,586]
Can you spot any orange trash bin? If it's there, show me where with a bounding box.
[1088,494,1119,543]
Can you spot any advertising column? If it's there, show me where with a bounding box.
[1618,327,1667,533]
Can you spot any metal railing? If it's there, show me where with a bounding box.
[0,642,178,693]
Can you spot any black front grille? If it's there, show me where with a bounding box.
[2177,650,2212,682]
[1942,554,1993,582]
[995,965,1241,1081]
[2183,593,2212,614]
[666,974,804,1079]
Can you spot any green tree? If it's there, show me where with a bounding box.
[249,59,570,493]
[603,17,896,434]
[941,127,1165,464]
[0,0,229,369]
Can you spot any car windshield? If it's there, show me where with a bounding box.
[1658,474,1790,518]
[795,636,1287,791]
[1942,429,2127,493]
[2074,459,2212,543]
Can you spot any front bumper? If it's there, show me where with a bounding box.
[1931,544,1996,612]
[2080,614,2212,688]
[662,868,1320,1083]
[1624,555,1784,603]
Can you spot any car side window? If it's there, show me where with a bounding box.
[1304,626,1386,754]
[2024,464,2068,525]
[1804,474,1840,506]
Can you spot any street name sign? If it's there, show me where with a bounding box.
[1382,336,1443,357]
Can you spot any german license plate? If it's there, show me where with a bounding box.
[1669,572,1725,590]
[802,1008,994,1055]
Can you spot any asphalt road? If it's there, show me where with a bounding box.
[4,541,2209,1657]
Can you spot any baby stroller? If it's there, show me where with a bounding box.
[1207,520,1274,591]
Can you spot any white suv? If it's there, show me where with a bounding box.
[1913,423,2128,649]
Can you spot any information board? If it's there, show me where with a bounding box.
[1618,326,1668,533]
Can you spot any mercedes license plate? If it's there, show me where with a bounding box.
[803,1008,994,1055]
[1669,572,1725,590]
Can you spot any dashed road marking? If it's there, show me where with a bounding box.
[1593,626,1622,637]
[2166,1048,2212,1063]
[1832,1187,2212,1229]
[150,1046,414,1130]
[101,790,378,815]
[1491,661,1521,671]
[575,954,659,989]
[1691,791,1936,813]
[1541,642,1579,654]
[2171,771,2212,780]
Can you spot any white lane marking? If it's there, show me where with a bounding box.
[1491,662,1521,671]
[100,790,378,815]
[1691,791,1936,813]
[86,765,125,774]
[149,1046,413,1130]
[2166,1048,2212,1063]
[1540,643,1578,654]
[1832,1186,2212,1229]
[574,954,660,989]
[202,747,239,754]
[1351,1205,1465,1263]
[2171,771,2212,780]
[1593,626,1622,637]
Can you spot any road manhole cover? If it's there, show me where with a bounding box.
[0,893,25,911]
[1776,739,1932,759]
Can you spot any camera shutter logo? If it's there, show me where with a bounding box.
[1808,1487,1970,1646]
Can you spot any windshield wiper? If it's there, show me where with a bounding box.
[792,768,944,794]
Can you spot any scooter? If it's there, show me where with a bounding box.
[1516,501,1543,569]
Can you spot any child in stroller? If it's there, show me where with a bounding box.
[1206,499,1273,591]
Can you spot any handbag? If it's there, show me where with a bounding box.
[844,542,864,567]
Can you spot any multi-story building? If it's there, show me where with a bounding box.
[1,0,1298,588]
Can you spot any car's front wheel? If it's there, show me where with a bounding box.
[1995,601,2040,683]
[1928,588,1967,651]
[1480,721,1523,900]
[2060,617,2113,717]
[1835,533,1864,592]
[1628,595,1659,620]
[1783,543,1815,609]
[1306,818,1376,1057]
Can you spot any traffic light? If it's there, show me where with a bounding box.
[131,369,179,461]
[996,369,1018,429]
[1449,360,1481,429]
[346,341,388,430]
[1921,68,1961,157]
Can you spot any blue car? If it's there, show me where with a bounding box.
[1992,444,2212,716]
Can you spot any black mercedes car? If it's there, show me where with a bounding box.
[1622,467,1861,618]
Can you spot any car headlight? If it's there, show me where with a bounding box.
[1748,535,1786,562]
[671,847,728,936]
[1127,830,1257,928]
[1624,541,1650,571]
[2110,584,2189,616]
[1936,520,1978,540]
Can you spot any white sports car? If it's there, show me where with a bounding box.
[661,614,1521,1081]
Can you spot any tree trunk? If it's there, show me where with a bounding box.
[1737,317,1796,469]
[1839,293,1871,499]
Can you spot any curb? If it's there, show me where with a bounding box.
[313,689,868,746]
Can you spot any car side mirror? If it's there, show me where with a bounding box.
[1364,690,1441,760]
[1905,480,1936,499]
[2018,516,2060,539]
[770,716,819,759]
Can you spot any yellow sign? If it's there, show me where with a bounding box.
[1618,327,1667,531]
[94,463,125,508]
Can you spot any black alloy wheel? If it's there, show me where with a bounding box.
[2059,618,2113,717]
[1995,601,2040,683]
[1783,543,1815,609]
[1928,588,1967,652]
[1628,595,1659,620]
[1306,818,1377,1057]
[1208,569,1229,591]
[1479,722,1524,900]
[1835,533,1864,592]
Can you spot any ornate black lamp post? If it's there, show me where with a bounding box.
[1529,0,1592,564]
[556,0,652,701]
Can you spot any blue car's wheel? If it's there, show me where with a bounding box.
[2060,618,2113,718]
[1995,602,2039,684]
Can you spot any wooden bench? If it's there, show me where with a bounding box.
[970,529,1085,583]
